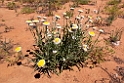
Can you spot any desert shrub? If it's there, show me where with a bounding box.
[105,15,115,26]
[21,7,35,14]
[7,1,16,10]
[0,38,13,62]
[104,5,119,16]
[72,0,90,7]
[118,11,124,18]
[79,0,90,5]
[26,8,112,77]
[0,37,24,65]
[89,46,114,66]
[107,0,121,5]
[109,28,123,43]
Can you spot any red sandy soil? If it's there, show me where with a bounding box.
[0,0,124,83]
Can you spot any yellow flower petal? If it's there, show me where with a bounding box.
[26,20,32,24]
[43,21,50,26]
[15,47,22,52]
[37,59,45,67]
[89,31,95,36]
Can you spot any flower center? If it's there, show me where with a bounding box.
[55,38,59,42]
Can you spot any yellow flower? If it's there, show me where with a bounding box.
[37,59,45,67]
[26,20,32,24]
[15,47,22,52]
[53,38,61,44]
[89,31,95,36]
[43,21,50,26]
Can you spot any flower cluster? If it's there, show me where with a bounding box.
[26,8,104,76]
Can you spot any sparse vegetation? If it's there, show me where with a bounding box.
[7,1,16,10]
[109,28,123,43]
[107,0,121,5]
[21,7,35,14]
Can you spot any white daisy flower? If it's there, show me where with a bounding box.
[82,44,88,52]
[112,41,120,46]
[81,15,85,19]
[70,7,75,10]
[89,31,95,36]
[29,23,35,27]
[53,38,61,44]
[65,16,69,19]
[72,36,76,39]
[53,50,57,54]
[78,9,83,13]
[47,33,52,38]
[43,21,50,26]
[68,28,73,33]
[89,19,93,23]
[26,20,32,24]
[55,15,61,19]
[63,58,66,61]
[76,16,81,20]
[63,12,67,16]
[92,27,97,30]
[72,24,78,30]
[99,29,104,33]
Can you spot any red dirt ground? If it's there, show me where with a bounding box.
[0,0,124,83]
